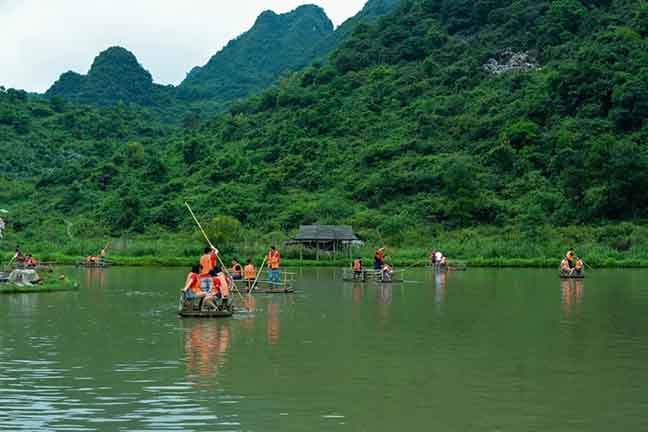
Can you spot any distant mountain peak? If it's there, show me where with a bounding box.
[178,5,335,102]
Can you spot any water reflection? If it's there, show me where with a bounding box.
[183,321,231,386]
[352,283,363,304]
[561,279,584,318]
[434,271,447,306]
[266,302,281,346]
[83,268,107,290]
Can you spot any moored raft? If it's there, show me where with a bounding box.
[0,270,79,294]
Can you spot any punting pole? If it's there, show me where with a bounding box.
[184,202,245,304]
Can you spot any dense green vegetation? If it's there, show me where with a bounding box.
[44,1,399,115]
[2,0,648,265]
[178,5,334,104]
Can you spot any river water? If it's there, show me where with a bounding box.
[1,267,647,431]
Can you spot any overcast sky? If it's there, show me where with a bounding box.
[0,0,366,93]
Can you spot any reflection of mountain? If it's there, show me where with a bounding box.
[184,322,231,385]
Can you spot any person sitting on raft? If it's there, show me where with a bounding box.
[200,246,219,277]
[244,259,257,288]
[183,265,208,302]
[231,258,243,280]
[212,267,230,306]
[382,263,394,281]
[25,254,39,268]
[374,248,385,270]
[352,257,363,280]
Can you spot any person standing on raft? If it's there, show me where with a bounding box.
[200,246,219,276]
[267,246,281,288]
[374,248,386,270]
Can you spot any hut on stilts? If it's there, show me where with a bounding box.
[288,225,361,261]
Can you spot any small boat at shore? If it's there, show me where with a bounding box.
[0,270,79,294]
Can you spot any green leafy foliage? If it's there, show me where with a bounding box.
[3,0,648,250]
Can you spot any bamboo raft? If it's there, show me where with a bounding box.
[12,262,55,273]
[238,271,297,294]
[76,260,110,268]
[177,293,234,318]
[428,262,468,272]
[341,268,405,284]
[0,272,79,295]
[560,272,585,279]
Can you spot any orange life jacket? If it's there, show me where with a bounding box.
[268,250,281,269]
[186,273,201,293]
[244,264,256,280]
[232,263,242,277]
[218,274,230,297]
[200,251,217,276]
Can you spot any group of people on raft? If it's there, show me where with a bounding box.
[84,246,109,265]
[182,246,283,310]
[12,247,39,267]
[351,248,395,281]
[560,250,585,276]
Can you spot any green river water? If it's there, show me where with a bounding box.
[1,267,647,431]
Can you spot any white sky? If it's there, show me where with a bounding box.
[0,0,367,92]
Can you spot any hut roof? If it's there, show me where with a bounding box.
[291,225,359,242]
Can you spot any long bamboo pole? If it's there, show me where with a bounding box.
[248,256,267,296]
[184,202,245,303]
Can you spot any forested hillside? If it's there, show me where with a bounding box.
[3,0,648,249]
[42,1,401,114]
[46,47,175,107]
[178,5,334,103]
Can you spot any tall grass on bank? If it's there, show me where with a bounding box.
[2,224,648,268]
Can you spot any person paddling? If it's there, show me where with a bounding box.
[200,246,219,277]
[374,248,385,270]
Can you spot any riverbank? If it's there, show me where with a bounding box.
[3,224,648,269]
[3,252,648,269]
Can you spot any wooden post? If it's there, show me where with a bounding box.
[300,244,303,262]
[316,242,320,261]
[333,240,337,261]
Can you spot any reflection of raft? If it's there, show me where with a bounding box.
[0,270,79,294]
[177,293,234,318]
